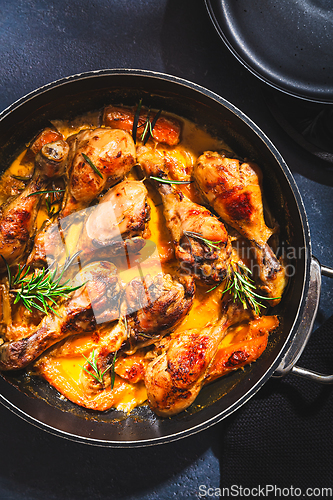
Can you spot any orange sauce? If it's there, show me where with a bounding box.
[7,110,276,414]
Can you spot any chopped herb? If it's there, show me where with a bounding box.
[183,231,224,251]
[132,100,162,144]
[110,351,117,390]
[150,176,193,185]
[143,109,162,145]
[27,189,65,198]
[81,153,103,179]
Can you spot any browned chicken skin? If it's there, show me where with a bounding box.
[145,299,252,417]
[78,179,151,263]
[60,127,136,218]
[194,151,287,301]
[0,139,69,269]
[0,261,121,370]
[28,179,151,267]
[138,149,232,284]
[123,272,195,347]
[79,271,195,397]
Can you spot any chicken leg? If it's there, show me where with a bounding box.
[0,139,69,269]
[138,149,232,284]
[194,151,287,301]
[60,127,136,217]
[145,299,251,416]
[0,261,121,370]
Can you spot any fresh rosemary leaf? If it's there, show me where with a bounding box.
[150,176,193,185]
[143,109,162,145]
[205,284,219,294]
[132,99,143,144]
[1,255,11,287]
[27,189,65,198]
[81,153,103,179]
[222,261,280,315]
[9,252,83,315]
[110,351,117,390]
[80,348,117,390]
[183,231,223,250]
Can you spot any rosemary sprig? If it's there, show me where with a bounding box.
[150,176,193,185]
[80,349,117,390]
[7,252,83,316]
[27,189,65,198]
[110,350,117,390]
[222,261,280,315]
[132,100,162,145]
[141,109,162,145]
[183,231,224,251]
[81,153,103,179]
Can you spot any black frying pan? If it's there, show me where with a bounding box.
[205,0,333,103]
[0,69,329,447]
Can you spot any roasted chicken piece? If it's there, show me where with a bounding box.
[145,299,252,417]
[60,127,136,217]
[79,272,195,397]
[0,261,121,370]
[103,105,181,146]
[78,179,151,264]
[28,179,151,267]
[0,139,69,269]
[205,314,279,383]
[138,149,232,284]
[194,151,287,301]
[123,272,195,347]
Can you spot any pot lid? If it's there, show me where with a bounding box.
[206,0,333,103]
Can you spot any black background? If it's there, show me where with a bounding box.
[0,1,332,498]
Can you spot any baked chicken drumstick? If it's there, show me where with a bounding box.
[138,149,232,284]
[0,139,69,269]
[61,127,136,217]
[29,179,151,267]
[79,272,195,397]
[194,151,287,301]
[145,299,252,417]
[0,261,121,370]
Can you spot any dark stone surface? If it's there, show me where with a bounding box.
[0,1,332,498]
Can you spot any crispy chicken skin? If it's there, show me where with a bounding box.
[205,315,279,383]
[80,272,195,397]
[0,261,121,370]
[103,105,181,146]
[123,272,195,347]
[60,128,136,217]
[194,151,287,301]
[145,300,252,417]
[0,139,69,269]
[79,179,151,263]
[28,179,151,267]
[138,149,232,283]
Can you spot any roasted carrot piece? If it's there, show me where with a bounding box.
[103,105,181,146]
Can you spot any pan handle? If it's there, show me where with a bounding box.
[273,256,333,383]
